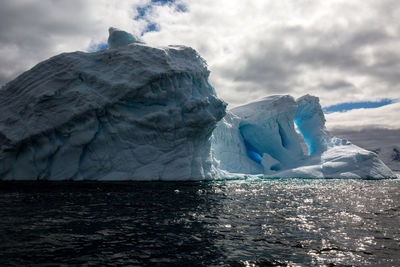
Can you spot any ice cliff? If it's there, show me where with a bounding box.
[211,95,395,179]
[0,28,395,180]
[0,28,226,180]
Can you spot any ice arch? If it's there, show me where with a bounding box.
[211,95,305,174]
[294,95,330,155]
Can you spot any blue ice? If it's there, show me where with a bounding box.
[107,27,138,49]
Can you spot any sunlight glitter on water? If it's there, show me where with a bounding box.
[0,179,399,266]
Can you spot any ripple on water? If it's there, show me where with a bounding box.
[0,179,399,266]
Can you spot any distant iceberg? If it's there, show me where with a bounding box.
[0,28,395,180]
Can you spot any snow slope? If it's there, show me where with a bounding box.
[0,28,226,180]
[211,95,395,179]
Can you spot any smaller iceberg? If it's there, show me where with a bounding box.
[211,95,395,179]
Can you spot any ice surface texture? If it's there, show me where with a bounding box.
[0,29,226,180]
[211,95,395,179]
[107,27,138,49]
[0,28,395,180]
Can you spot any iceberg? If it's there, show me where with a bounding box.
[0,28,395,180]
[0,28,226,180]
[211,95,395,179]
[330,128,400,175]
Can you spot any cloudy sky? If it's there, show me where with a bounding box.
[1,0,400,132]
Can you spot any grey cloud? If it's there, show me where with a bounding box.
[0,1,91,85]
[215,22,400,102]
[319,80,355,91]
[233,45,299,93]
[362,51,400,86]
[2,0,400,110]
[0,0,145,87]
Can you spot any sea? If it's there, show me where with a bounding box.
[1,178,399,266]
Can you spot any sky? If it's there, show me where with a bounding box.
[1,0,400,132]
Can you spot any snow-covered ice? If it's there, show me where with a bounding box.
[0,28,395,180]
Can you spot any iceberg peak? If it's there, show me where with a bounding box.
[107,27,138,49]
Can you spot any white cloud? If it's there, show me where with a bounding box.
[1,0,400,112]
[0,0,149,85]
[325,102,400,131]
[137,0,400,108]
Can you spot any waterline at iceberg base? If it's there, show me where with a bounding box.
[0,28,395,180]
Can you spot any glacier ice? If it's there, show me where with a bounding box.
[211,95,395,179]
[330,128,400,175]
[107,27,139,48]
[0,28,395,180]
[211,95,305,175]
[294,95,330,155]
[0,28,226,180]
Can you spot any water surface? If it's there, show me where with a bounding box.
[1,179,399,266]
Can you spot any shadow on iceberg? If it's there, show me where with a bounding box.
[0,28,226,180]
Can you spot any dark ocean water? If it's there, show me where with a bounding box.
[1,179,399,266]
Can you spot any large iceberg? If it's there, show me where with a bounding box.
[0,28,226,180]
[0,28,395,180]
